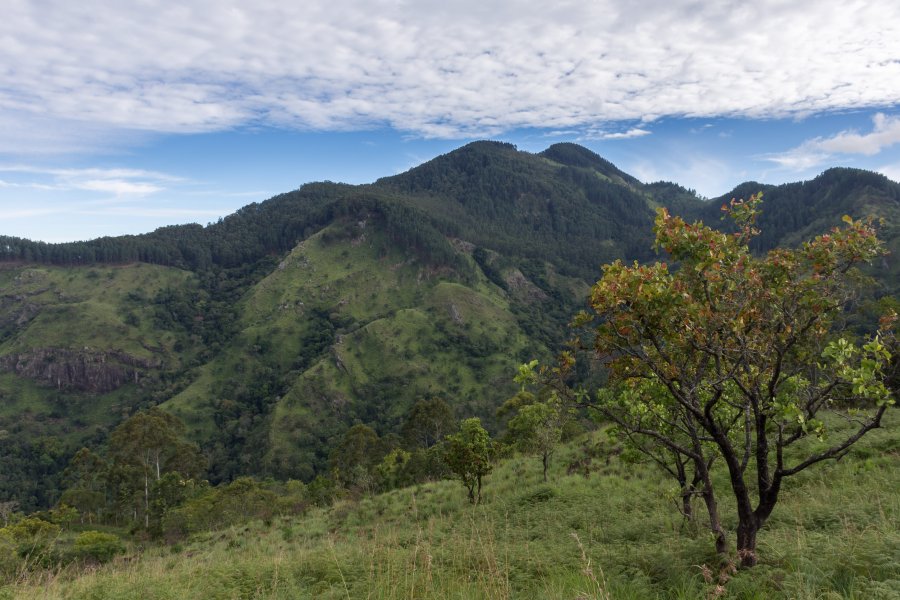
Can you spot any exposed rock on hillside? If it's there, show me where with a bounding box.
[0,348,158,393]
[503,269,549,302]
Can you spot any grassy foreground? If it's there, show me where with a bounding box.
[6,417,899,600]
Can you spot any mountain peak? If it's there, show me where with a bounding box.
[457,140,518,153]
[539,143,641,186]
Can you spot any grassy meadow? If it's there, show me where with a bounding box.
[6,412,899,600]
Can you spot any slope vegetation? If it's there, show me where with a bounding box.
[11,414,899,599]
[0,142,897,510]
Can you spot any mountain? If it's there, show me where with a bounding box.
[0,142,897,509]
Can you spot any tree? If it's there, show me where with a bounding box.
[0,502,18,527]
[72,531,125,565]
[60,448,108,524]
[575,195,895,567]
[500,361,572,482]
[328,424,386,492]
[444,418,495,504]
[374,448,413,491]
[108,409,205,529]
[401,397,455,450]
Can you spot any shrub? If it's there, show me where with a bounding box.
[72,531,125,564]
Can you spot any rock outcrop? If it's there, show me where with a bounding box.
[0,348,159,393]
[503,269,549,302]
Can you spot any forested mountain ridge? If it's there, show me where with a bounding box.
[0,141,897,510]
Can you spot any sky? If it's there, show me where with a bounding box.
[2,0,900,242]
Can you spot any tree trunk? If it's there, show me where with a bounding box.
[695,459,728,556]
[736,518,759,567]
[701,485,728,556]
[542,453,549,483]
[681,488,693,521]
[144,471,150,529]
[675,459,690,521]
[476,474,482,505]
[675,461,697,523]
[685,416,729,556]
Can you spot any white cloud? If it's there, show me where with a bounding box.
[816,113,900,155]
[0,166,184,182]
[79,207,227,218]
[595,128,652,140]
[766,113,900,170]
[1,0,899,146]
[0,207,58,219]
[628,153,738,198]
[0,111,151,156]
[764,149,832,171]
[876,163,900,183]
[0,165,178,198]
[76,180,163,196]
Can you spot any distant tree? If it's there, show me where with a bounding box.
[328,424,386,492]
[72,530,125,565]
[109,409,205,529]
[149,472,193,533]
[47,504,78,530]
[575,195,894,567]
[0,502,18,527]
[401,397,455,450]
[60,448,108,524]
[500,361,572,482]
[374,448,413,491]
[444,418,496,504]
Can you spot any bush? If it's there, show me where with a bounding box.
[162,477,281,538]
[0,530,18,580]
[0,517,62,570]
[72,531,125,564]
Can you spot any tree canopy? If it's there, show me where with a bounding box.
[444,418,496,504]
[574,195,895,567]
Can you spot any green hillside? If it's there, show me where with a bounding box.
[0,142,898,512]
[8,414,899,599]
[693,168,900,296]
[165,218,540,482]
[0,263,201,507]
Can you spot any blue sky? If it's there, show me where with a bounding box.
[2,0,900,242]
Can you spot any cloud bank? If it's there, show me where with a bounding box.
[767,113,900,170]
[2,0,899,148]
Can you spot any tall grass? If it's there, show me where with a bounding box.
[8,417,899,599]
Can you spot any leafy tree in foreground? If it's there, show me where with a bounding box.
[574,195,895,567]
[444,418,495,504]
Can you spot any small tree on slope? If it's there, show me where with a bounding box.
[444,418,495,504]
[499,360,573,483]
[573,195,895,567]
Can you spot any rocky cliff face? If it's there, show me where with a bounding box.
[0,348,159,393]
[0,296,41,341]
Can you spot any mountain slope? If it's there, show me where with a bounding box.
[0,142,897,509]
[164,214,540,481]
[372,141,658,277]
[693,168,900,295]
